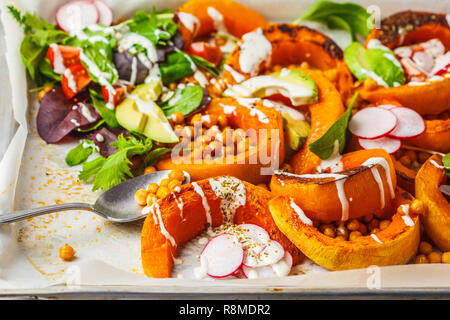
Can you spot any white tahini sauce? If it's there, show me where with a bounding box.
[289,199,313,226]
[50,43,66,74]
[209,177,247,224]
[316,140,343,173]
[400,204,415,227]
[239,28,272,75]
[371,234,383,244]
[177,12,200,34]
[192,182,213,232]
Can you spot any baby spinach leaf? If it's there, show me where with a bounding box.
[294,1,372,41]
[65,139,97,167]
[161,85,204,116]
[159,51,196,85]
[308,93,358,160]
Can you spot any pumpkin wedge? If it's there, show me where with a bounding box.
[415,155,450,251]
[392,156,417,194]
[362,11,450,116]
[268,188,420,270]
[141,176,303,278]
[271,149,397,222]
[409,118,450,154]
[176,0,268,47]
[289,69,345,174]
[156,98,284,184]
[222,24,353,99]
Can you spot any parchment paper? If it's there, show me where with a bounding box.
[1,0,450,292]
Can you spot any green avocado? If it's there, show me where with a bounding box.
[115,82,179,143]
[281,108,310,151]
[224,69,318,106]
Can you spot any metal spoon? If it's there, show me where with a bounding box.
[0,170,190,224]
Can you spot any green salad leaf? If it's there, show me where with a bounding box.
[308,92,358,160]
[90,90,120,128]
[65,139,98,167]
[143,148,172,167]
[160,51,196,85]
[344,41,405,88]
[294,0,373,41]
[443,153,450,178]
[190,54,221,77]
[161,85,204,116]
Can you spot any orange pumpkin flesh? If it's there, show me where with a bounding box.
[408,118,450,154]
[289,69,345,174]
[415,155,450,251]
[141,177,303,278]
[176,0,268,47]
[268,188,420,271]
[223,24,353,99]
[362,11,450,116]
[156,98,284,184]
[271,149,397,222]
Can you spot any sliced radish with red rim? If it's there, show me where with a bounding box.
[377,104,397,111]
[358,136,402,154]
[56,0,99,33]
[349,107,398,139]
[93,0,113,26]
[245,239,285,267]
[242,252,293,279]
[388,107,425,139]
[200,233,244,278]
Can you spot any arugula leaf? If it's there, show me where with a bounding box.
[38,58,61,82]
[90,90,120,128]
[161,85,203,116]
[308,93,358,160]
[294,1,372,41]
[76,120,105,133]
[143,148,172,167]
[443,153,450,178]
[160,51,196,85]
[190,54,220,77]
[65,140,97,167]
[79,134,154,191]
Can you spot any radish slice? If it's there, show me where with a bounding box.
[200,233,244,278]
[93,0,113,26]
[230,224,270,265]
[56,0,99,33]
[388,107,425,139]
[245,239,285,267]
[242,252,293,279]
[377,104,397,111]
[349,107,398,139]
[358,136,402,154]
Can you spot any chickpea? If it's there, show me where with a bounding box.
[147,183,159,194]
[414,254,429,264]
[156,186,171,199]
[363,78,378,91]
[419,241,433,255]
[442,252,450,264]
[368,219,380,231]
[371,228,381,234]
[299,61,310,69]
[169,169,185,182]
[323,227,336,238]
[418,152,430,163]
[169,82,177,90]
[320,224,334,233]
[159,178,170,187]
[363,213,374,223]
[359,223,368,235]
[336,222,348,239]
[144,166,157,175]
[379,219,391,230]
[202,114,218,128]
[171,111,185,124]
[281,163,293,173]
[404,150,417,163]
[38,85,53,102]
[335,236,347,241]
[410,199,425,215]
[59,244,76,261]
[146,193,157,206]
[218,114,228,128]
[428,252,442,264]
[398,155,412,167]
[134,189,148,206]
[347,219,360,231]
[349,231,362,241]
[168,179,182,190]
[190,113,202,125]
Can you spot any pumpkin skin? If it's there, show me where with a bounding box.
[392,156,416,195]
[289,69,345,174]
[415,155,450,251]
[271,149,397,222]
[362,11,450,116]
[222,24,353,99]
[141,177,303,278]
[156,98,285,184]
[268,189,420,271]
[175,0,268,47]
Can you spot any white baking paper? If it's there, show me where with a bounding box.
[0,0,450,293]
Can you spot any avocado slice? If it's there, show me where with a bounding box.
[280,106,310,151]
[224,69,318,106]
[116,82,179,143]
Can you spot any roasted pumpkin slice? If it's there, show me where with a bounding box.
[175,0,268,47]
[222,24,353,99]
[141,176,303,278]
[416,155,450,251]
[362,11,450,116]
[392,156,417,195]
[268,188,420,270]
[272,149,397,222]
[156,97,284,184]
[409,117,450,154]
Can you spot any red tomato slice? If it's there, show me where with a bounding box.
[101,85,126,107]
[61,63,91,99]
[188,42,223,66]
[46,45,81,73]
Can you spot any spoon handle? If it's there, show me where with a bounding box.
[0,203,95,224]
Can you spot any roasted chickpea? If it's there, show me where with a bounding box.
[168,179,182,190]
[359,223,368,235]
[410,199,425,215]
[190,113,202,125]
[379,219,391,230]
[59,244,76,261]
[134,189,148,206]
[418,152,430,163]
[347,219,360,231]
[398,155,412,167]
[349,231,362,241]
[442,252,450,264]
[159,178,170,187]
[144,166,157,175]
[156,186,171,199]
[428,252,442,264]
[171,111,185,124]
[368,219,380,231]
[146,193,157,206]
[281,163,293,173]
[38,85,53,102]
[414,254,429,264]
[323,227,336,238]
[404,150,417,163]
[335,236,347,241]
[169,169,185,182]
[147,183,159,194]
[363,213,374,223]
[419,241,433,255]
[371,228,381,234]
[336,223,348,238]
[218,114,228,128]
